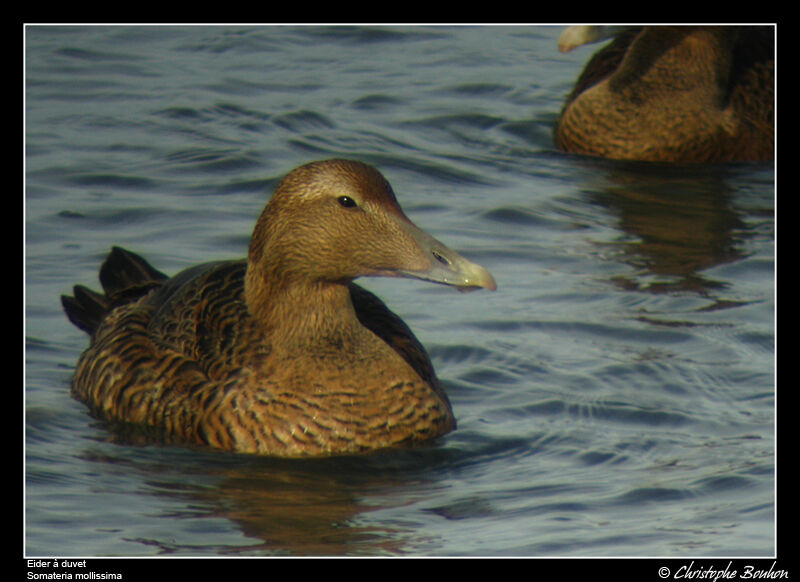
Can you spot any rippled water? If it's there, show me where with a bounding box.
[25,25,775,558]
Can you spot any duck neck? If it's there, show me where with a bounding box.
[244,265,367,356]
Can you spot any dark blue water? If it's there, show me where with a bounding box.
[25,25,774,557]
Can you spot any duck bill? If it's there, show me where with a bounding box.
[395,221,497,292]
[557,25,633,52]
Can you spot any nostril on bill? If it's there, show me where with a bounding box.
[432,250,450,266]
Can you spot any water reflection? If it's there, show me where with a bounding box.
[80,444,457,556]
[584,162,770,295]
[198,459,405,556]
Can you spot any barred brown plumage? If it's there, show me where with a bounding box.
[554,26,774,163]
[62,159,496,456]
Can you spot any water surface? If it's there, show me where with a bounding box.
[25,25,775,558]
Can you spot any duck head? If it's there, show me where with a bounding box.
[246,159,496,293]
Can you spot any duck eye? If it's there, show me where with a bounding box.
[337,196,357,208]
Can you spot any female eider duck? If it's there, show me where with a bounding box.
[554,25,774,163]
[62,159,496,456]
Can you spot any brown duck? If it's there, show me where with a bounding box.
[62,159,496,457]
[554,25,774,163]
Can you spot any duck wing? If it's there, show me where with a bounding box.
[350,284,439,390]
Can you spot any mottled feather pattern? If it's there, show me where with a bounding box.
[554,26,774,162]
[65,248,454,456]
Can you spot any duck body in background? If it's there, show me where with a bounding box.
[554,25,774,163]
[62,160,496,457]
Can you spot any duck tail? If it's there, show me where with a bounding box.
[61,285,111,334]
[62,247,168,335]
[99,246,168,297]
